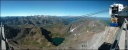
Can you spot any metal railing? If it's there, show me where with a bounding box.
[0,22,2,50]
[110,18,128,50]
[110,19,125,50]
[0,23,10,50]
[125,18,128,50]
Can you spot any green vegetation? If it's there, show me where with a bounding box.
[23,38,31,45]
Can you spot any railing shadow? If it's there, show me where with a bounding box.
[98,42,112,50]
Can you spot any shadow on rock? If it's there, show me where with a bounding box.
[98,42,112,50]
[40,28,53,42]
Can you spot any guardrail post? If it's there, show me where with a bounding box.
[0,23,2,50]
[125,18,128,50]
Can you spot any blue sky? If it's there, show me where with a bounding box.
[1,1,128,17]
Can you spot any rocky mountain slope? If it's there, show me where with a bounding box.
[1,16,110,49]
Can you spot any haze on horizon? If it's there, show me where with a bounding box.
[1,1,128,17]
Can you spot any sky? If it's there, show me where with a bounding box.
[1,1,128,17]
